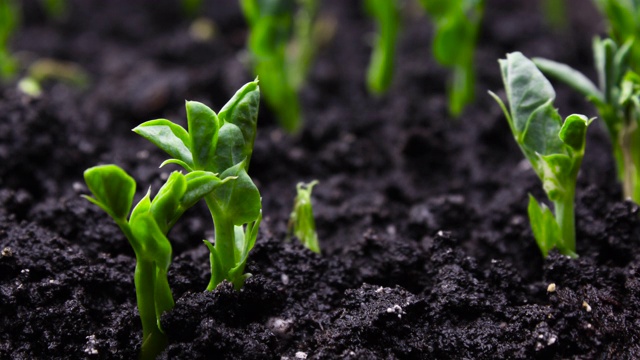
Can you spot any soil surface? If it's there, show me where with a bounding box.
[1,0,639,359]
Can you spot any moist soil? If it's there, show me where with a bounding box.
[1,0,639,359]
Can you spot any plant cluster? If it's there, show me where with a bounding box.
[84,80,262,358]
[421,0,484,117]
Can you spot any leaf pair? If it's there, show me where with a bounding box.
[490,52,591,257]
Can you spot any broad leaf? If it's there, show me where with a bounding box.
[521,99,564,156]
[559,114,590,150]
[83,165,136,220]
[210,161,261,226]
[211,123,246,173]
[181,171,227,209]
[133,119,193,167]
[186,101,219,170]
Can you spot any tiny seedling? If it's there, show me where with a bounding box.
[534,37,640,203]
[489,52,592,258]
[84,165,227,359]
[240,0,321,133]
[0,0,18,82]
[364,0,399,95]
[420,0,484,116]
[134,80,262,290]
[288,180,320,253]
[18,58,89,97]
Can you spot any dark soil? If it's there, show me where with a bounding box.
[1,0,639,359]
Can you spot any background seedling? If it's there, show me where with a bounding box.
[420,0,484,116]
[0,0,18,82]
[534,37,640,203]
[84,166,226,359]
[134,80,263,290]
[288,180,320,253]
[240,0,322,133]
[490,52,591,258]
[364,0,399,95]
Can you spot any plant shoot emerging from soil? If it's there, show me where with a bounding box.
[240,0,321,133]
[534,37,640,203]
[364,0,399,95]
[490,52,591,258]
[83,166,226,359]
[134,80,262,291]
[420,0,484,116]
[288,180,320,253]
[0,0,18,81]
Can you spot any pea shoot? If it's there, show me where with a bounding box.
[489,52,592,258]
[364,0,400,95]
[288,180,320,253]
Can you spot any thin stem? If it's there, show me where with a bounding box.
[554,192,576,257]
[205,196,236,290]
[135,259,166,360]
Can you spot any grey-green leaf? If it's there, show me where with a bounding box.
[521,99,564,156]
[533,57,603,102]
[559,114,589,150]
[133,119,193,166]
[83,165,136,220]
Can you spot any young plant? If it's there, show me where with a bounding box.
[288,180,320,253]
[489,52,592,258]
[420,0,484,116]
[592,0,640,70]
[240,0,320,133]
[41,0,68,21]
[133,80,262,290]
[533,37,640,202]
[83,165,227,359]
[364,0,399,95]
[0,0,18,82]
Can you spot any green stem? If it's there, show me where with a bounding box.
[205,196,236,290]
[553,193,576,257]
[135,259,167,360]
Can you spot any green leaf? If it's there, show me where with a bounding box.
[289,180,320,253]
[150,172,187,233]
[218,80,260,168]
[533,57,603,102]
[133,119,193,166]
[210,161,261,226]
[211,123,246,173]
[559,114,590,150]
[539,153,571,201]
[521,99,564,156]
[498,52,557,135]
[83,165,136,220]
[229,212,262,289]
[181,171,227,209]
[186,101,219,170]
[527,195,560,257]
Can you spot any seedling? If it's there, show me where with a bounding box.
[240,0,320,133]
[134,80,262,290]
[420,0,484,116]
[364,0,399,95]
[0,0,18,81]
[534,37,640,202]
[84,165,227,359]
[489,52,592,258]
[41,0,68,20]
[288,180,320,253]
[592,0,640,70]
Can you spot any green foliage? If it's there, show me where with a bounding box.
[421,0,484,116]
[41,0,68,20]
[489,52,591,258]
[182,0,203,18]
[134,80,262,290]
[0,0,19,82]
[240,0,320,133]
[84,165,225,359]
[288,180,320,253]
[592,0,640,71]
[364,0,400,95]
[534,37,640,203]
[542,0,567,30]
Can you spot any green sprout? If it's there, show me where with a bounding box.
[592,0,640,70]
[134,80,262,291]
[0,0,19,82]
[420,0,484,116]
[542,0,567,30]
[533,38,640,203]
[288,180,320,253]
[240,0,320,133]
[83,166,227,359]
[40,0,68,21]
[489,52,592,258]
[18,58,89,97]
[364,0,399,95]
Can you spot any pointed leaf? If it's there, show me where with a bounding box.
[133,119,193,166]
[150,172,187,232]
[211,123,246,173]
[218,80,260,168]
[83,165,136,220]
[527,195,560,257]
[186,101,219,170]
[533,57,603,102]
[181,171,226,209]
[211,161,261,226]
